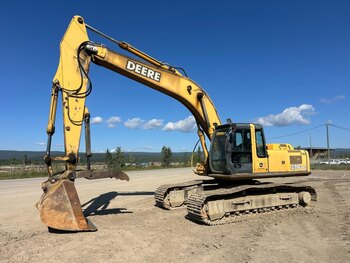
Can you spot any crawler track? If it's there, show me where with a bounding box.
[154,180,204,209]
[187,183,317,225]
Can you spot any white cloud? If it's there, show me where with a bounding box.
[143,119,163,129]
[163,116,196,132]
[107,123,116,128]
[122,117,165,129]
[106,116,121,124]
[106,116,121,128]
[91,116,104,124]
[256,104,315,127]
[124,118,145,129]
[36,142,46,146]
[320,95,345,104]
[91,116,121,128]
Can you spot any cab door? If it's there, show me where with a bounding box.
[226,127,253,174]
[251,125,269,173]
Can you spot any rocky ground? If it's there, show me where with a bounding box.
[0,168,349,262]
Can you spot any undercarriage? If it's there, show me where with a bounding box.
[155,179,317,225]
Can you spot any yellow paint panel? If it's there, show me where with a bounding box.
[53,16,90,160]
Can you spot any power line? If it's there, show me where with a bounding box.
[266,123,350,140]
[266,124,324,140]
[329,124,350,132]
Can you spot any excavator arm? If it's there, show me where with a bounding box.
[90,44,221,139]
[38,16,221,232]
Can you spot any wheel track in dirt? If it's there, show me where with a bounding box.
[324,179,350,245]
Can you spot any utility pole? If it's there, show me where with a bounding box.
[326,124,330,162]
[309,134,313,158]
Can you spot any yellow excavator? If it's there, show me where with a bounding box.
[37,16,316,231]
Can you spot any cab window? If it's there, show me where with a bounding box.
[255,129,267,158]
[231,128,252,163]
[210,130,228,172]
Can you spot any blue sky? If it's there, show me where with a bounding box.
[0,0,349,153]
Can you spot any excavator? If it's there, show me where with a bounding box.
[37,16,316,232]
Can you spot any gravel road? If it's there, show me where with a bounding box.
[0,168,349,262]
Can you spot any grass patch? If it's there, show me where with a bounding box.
[0,165,191,180]
[0,171,47,180]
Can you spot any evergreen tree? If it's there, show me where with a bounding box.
[114,146,125,170]
[195,145,203,164]
[105,149,113,169]
[105,147,125,171]
[161,146,172,167]
[183,152,188,165]
[23,154,31,165]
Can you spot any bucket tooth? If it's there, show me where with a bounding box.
[38,179,97,232]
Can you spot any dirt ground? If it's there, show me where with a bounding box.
[0,168,349,262]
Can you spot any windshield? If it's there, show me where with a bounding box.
[210,127,229,173]
[210,126,253,174]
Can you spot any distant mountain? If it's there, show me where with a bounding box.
[0,150,191,163]
[0,151,53,161]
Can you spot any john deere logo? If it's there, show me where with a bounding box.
[126,60,161,82]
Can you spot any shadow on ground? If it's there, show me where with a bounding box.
[82,191,154,216]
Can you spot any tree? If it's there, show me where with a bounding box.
[114,146,125,170]
[105,149,114,169]
[183,151,188,165]
[161,146,172,167]
[23,154,31,165]
[105,147,126,171]
[194,145,203,164]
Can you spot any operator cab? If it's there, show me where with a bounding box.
[209,123,267,175]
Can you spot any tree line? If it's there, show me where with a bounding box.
[0,147,204,168]
[104,145,203,170]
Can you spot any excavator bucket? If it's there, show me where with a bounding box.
[38,170,129,232]
[39,179,97,232]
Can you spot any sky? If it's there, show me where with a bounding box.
[0,0,349,153]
